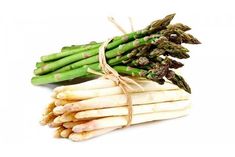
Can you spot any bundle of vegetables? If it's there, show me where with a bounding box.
[41,78,191,141]
[31,14,200,93]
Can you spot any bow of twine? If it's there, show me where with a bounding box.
[87,17,143,127]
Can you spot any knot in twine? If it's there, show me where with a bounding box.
[87,17,143,127]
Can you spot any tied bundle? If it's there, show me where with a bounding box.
[41,78,191,141]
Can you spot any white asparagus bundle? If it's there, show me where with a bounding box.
[73,107,190,133]
[40,78,191,141]
[53,89,189,114]
[56,81,178,100]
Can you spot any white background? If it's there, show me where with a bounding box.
[1,0,235,156]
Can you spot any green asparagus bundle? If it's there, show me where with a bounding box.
[31,14,200,93]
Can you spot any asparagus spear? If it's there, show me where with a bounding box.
[60,129,72,138]
[61,41,100,51]
[63,121,89,129]
[74,100,190,119]
[72,108,190,133]
[69,127,120,141]
[40,112,56,125]
[40,14,175,62]
[54,126,65,138]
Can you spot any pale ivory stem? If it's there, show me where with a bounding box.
[40,112,56,125]
[54,126,65,138]
[75,100,190,120]
[54,89,189,114]
[60,129,72,138]
[48,122,62,128]
[59,112,76,122]
[54,99,75,106]
[43,102,55,115]
[69,127,120,141]
[73,108,190,133]
[56,81,178,100]
[53,78,116,93]
[63,121,90,129]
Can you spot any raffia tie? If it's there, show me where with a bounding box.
[87,17,142,127]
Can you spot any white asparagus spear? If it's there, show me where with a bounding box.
[63,121,89,129]
[40,112,56,125]
[54,99,75,106]
[56,81,178,100]
[73,107,190,133]
[54,126,65,138]
[59,112,76,122]
[75,100,190,119]
[69,127,120,141]
[60,129,72,138]
[43,102,55,115]
[48,122,62,128]
[54,89,189,114]
[53,78,116,93]
[53,116,63,124]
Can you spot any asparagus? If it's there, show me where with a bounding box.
[34,34,160,75]
[61,41,100,51]
[40,14,175,62]
[60,129,72,138]
[166,70,191,93]
[54,126,65,138]
[63,121,89,129]
[69,127,120,141]
[72,108,190,133]
[74,100,190,119]
[40,112,56,125]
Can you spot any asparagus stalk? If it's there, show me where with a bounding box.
[40,14,175,62]
[63,121,88,129]
[53,77,117,93]
[42,102,55,115]
[72,108,190,133]
[60,129,72,138]
[48,122,62,128]
[40,112,56,125]
[61,41,100,51]
[74,100,190,120]
[69,127,120,141]
[54,126,65,138]
[54,99,74,106]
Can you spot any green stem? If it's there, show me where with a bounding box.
[31,64,147,85]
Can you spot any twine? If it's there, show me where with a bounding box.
[87,17,143,127]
